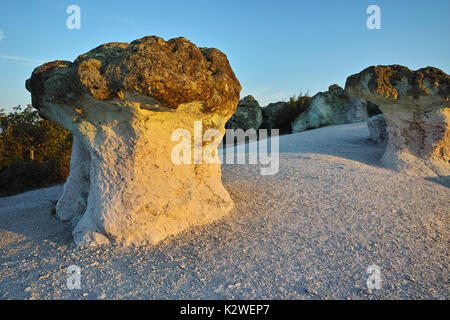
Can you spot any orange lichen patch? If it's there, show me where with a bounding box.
[73,107,85,116]
[374,66,398,100]
[98,42,129,49]
[38,60,70,73]
[77,59,111,100]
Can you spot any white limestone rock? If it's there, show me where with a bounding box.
[26,36,241,246]
[345,65,450,183]
[56,136,90,222]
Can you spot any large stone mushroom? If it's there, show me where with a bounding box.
[345,65,449,183]
[26,36,241,246]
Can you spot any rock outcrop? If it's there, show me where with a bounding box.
[345,65,449,183]
[26,36,241,246]
[367,114,387,144]
[226,95,262,131]
[291,84,369,133]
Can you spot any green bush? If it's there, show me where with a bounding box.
[287,92,311,116]
[0,160,60,197]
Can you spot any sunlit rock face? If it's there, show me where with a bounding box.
[345,65,450,184]
[26,36,241,246]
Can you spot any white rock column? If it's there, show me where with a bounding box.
[68,100,233,246]
[56,136,91,223]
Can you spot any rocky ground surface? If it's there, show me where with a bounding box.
[0,122,448,299]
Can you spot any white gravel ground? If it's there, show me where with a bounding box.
[0,122,448,299]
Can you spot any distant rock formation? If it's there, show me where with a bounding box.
[291,84,370,133]
[226,95,262,131]
[26,36,241,246]
[367,114,387,144]
[345,65,449,183]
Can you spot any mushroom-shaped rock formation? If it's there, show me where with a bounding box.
[26,36,241,246]
[345,65,449,183]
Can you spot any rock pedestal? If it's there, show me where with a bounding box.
[345,65,449,183]
[26,36,241,245]
[56,136,90,223]
[367,114,388,144]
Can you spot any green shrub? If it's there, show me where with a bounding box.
[287,92,311,115]
[0,160,62,197]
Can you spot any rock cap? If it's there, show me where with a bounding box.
[26,36,241,115]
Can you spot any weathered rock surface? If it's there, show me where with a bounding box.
[26,36,241,246]
[367,114,387,144]
[291,84,369,133]
[226,95,262,131]
[345,65,449,182]
[56,136,90,223]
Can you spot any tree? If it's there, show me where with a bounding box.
[0,105,73,196]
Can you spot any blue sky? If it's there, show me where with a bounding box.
[0,0,449,112]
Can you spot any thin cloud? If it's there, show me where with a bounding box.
[0,54,44,64]
[119,18,137,27]
[247,88,289,107]
[0,29,4,42]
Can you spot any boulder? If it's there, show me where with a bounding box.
[26,36,241,246]
[345,65,449,182]
[291,84,369,133]
[367,114,387,144]
[226,95,262,131]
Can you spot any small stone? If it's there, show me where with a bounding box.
[306,289,318,296]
